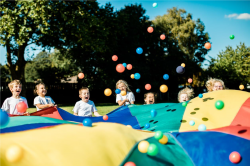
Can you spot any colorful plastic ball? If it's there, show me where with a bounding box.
[16,102,28,113]
[6,145,23,163]
[126,125,132,129]
[163,74,169,80]
[115,89,121,94]
[181,63,185,67]
[147,144,158,156]
[215,100,224,110]
[130,74,135,79]
[229,35,235,40]
[121,90,127,96]
[104,88,112,96]
[198,94,203,98]
[0,110,9,126]
[182,102,187,107]
[83,118,92,127]
[136,47,143,54]
[239,85,244,90]
[145,53,148,56]
[159,135,168,144]
[127,64,132,70]
[189,120,195,126]
[188,78,193,83]
[103,115,108,121]
[176,66,185,74]
[136,88,140,93]
[160,34,165,40]
[134,73,141,80]
[152,3,158,8]
[122,63,127,67]
[144,123,150,129]
[160,84,168,93]
[198,124,206,131]
[204,42,211,49]
[78,72,84,79]
[164,47,168,51]
[150,109,157,117]
[112,55,118,61]
[145,84,151,90]
[147,27,154,33]
[154,131,163,140]
[124,161,136,166]
[116,64,125,73]
[229,151,241,164]
[138,140,150,153]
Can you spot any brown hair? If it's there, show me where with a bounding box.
[79,87,89,98]
[116,80,132,92]
[8,80,22,90]
[144,92,157,104]
[178,87,194,102]
[206,78,225,92]
[34,82,46,95]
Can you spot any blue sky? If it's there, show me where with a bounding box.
[1,0,250,68]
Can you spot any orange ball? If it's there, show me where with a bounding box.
[16,102,28,113]
[239,85,244,90]
[229,151,241,164]
[160,84,168,93]
[121,90,127,96]
[127,64,132,70]
[160,34,165,40]
[145,84,151,90]
[78,72,84,79]
[204,42,211,49]
[116,64,125,73]
[147,27,154,33]
[112,55,118,61]
[130,74,134,79]
[103,115,108,121]
[188,78,193,83]
[124,161,136,166]
[104,88,112,96]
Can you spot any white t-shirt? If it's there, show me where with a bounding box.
[1,96,29,115]
[73,100,97,117]
[34,96,55,111]
[116,91,135,105]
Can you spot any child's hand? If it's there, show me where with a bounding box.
[48,104,54,107]
[24,112,30,116]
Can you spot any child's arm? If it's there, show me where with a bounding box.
[36,103,54,109]
[93,111,102,117]
[72,102,79,116]
[117,99,129,106]
[1,99,10,113]
[73,112,78,116]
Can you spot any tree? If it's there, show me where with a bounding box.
[207,43,250,88]
[0,64,11,82]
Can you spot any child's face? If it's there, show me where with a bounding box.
[10,84,22,96]
[117,83,127,91]
[37,84,47,97]
[180,94,188,102]
[80,89,90,102]
[145,93,155,104]
[213,82,223,91]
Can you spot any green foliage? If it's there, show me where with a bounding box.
[0,64,11,82]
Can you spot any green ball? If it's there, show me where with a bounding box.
[215,100,224,110]
[230,35,235,39]
[147,144,158,156]
[182,102,187,107]
[154,131,163,140]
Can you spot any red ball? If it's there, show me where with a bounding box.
[124,161,136,166]
[16,102,28,113]
[145,84,151,90]
[188,78,193,83]
[78,73,84,79]
[112,55,118,61]
[126,64,132,70]
[229,151,241,164]
[147,27,154,33]
[160,34,165,40]
[204,42,211,49]
[103,115,108,121]
[116,64,125,73]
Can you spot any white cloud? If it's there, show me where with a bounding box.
[225,13,250,20]
[225,13,238,18]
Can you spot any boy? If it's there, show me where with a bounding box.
[73,87,101,117]
[1,80,29,115]
[178,87,194,102]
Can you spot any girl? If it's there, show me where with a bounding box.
[34,82,56,111]
[116,80,135,106]
[178,87,194,102]
[206,78,225,92]
[144,92,156,104]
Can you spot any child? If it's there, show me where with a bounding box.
[116,80,135,106]
[178,87,194,102]
[73,87,101,117]
[144,92,156,104]
[34,82,56,111]
[1,80,29,115]
[206,78,225,92]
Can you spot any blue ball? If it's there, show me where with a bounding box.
[163,74,169,80]
[145,123,150,129]
[176,66,185,74]
[0,110,9,126]
[122,63,127,67]
[150,109,157,117]
[164,47,168,51]
[189,120,195,126]
[198,94,203,98]
[198,124,206,131]
[136,88,140,93]
[83,118,92,127]
[134,73,141,80]
[136,47,143,54]
[115,89,121,94]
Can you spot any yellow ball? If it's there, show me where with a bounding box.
[104,88,112,96]
[239,85,244,90]
[138,140,149,153]
[160,84,168,93]
[159,135,168,144]
[130,74,135,79]
[121,90,127,96]
[6,145,23,163]
[181,63,185,67]
[126,125,132,129]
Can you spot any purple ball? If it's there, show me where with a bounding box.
[176,66,185,74]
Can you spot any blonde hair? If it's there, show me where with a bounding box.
[8,80,22,90]
[116,80,132,92]
[34,82,46,95]
[79,87,89,98]
[206,78,225,92]
[178,87,194,102]
[144,92,157,104]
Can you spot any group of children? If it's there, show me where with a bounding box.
[1,78,225,117]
